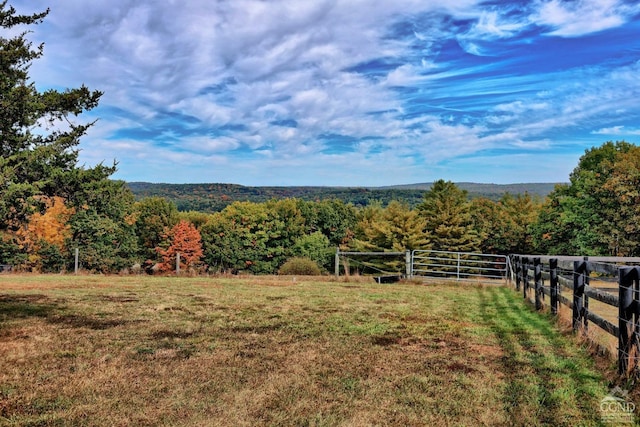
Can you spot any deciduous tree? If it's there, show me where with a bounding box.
[15,196,74,270]
[134,197,179,266]
[531,141,635,256]
[201,200,307,274]
[471,194,540,255]
[67,179,138,273]
[156,220,203,273]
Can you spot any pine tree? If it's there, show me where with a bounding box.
[417,180,480,253]
[0,2,135,269]
[1,2,105,225]
[353,201,429,252]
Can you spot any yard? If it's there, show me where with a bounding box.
[0,275,618,426]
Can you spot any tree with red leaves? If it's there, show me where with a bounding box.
[156,220,203,273]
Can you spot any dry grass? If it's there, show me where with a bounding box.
[0,274,614,426]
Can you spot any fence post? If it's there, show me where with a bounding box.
[550,258,558,315]
[335,248,340,277]
[534,257,542,310]
[176,252,180,275]
[74,248,79,275]
[522,257,529,300]
[572,260,587,332]
[583,257,590,331]
[514,256,521,291]
[406,250,411,279]
[456,253,461,282]
[618,267,640,375]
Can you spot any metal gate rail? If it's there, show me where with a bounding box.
[411,250,508,282]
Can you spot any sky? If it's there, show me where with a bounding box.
[9,0,640,186]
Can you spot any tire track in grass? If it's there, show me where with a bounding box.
[477,286,606,426]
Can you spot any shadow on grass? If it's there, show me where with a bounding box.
[477,286,604,426]
[0,294,59,323]
[47,314,135,330]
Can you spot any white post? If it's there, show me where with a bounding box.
[406,250,411,279]
[176,252,180,275]
[457,253,461,282]
[74,248,79,274]
[335,248,340,277]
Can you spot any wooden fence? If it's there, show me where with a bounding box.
[510,255,640,376]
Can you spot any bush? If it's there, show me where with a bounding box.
[278,257,322,276]
[292,231,333,271]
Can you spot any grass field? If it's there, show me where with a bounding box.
[0,275,619,426]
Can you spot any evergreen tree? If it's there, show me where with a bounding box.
[0,2,136,270]
[417,180,480,253]
[1,3,104,225]
[353,200,429,252]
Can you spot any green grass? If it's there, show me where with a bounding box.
[0,275,616,426]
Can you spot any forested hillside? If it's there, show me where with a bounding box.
[126,182,558,213]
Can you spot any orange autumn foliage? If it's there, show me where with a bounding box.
[17,196,75,253]
[156,220,203,273]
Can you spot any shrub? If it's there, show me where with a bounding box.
[278,257,322,276]
[292,232,333,271]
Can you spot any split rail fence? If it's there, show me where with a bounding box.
[511,255,640,376]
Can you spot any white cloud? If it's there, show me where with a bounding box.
[592,126,640,136]
[181,136,241,153]
[534,0,640,37]
[9,0,640,185]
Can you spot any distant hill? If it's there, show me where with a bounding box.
[380,182,560,197]
[126,182,561,213]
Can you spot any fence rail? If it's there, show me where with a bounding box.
[333,249,509,283]
[510,254,640,376]
[334,249,410,280]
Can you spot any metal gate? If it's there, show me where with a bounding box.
[411,250,508,282]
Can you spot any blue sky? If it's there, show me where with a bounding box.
[11,0,640,186]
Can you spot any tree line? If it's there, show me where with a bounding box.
[1,179,544,274]
[2,3,639,275]
[125,182,557,212]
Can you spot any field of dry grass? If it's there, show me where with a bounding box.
[0,274,616,426]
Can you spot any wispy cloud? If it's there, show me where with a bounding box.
[534,0,640,37]
[9,0,640,185]
[592,126,640,136]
